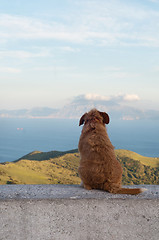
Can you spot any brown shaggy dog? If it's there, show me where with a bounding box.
[78,109,146,194]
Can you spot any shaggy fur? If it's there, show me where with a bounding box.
[78,109,146,195]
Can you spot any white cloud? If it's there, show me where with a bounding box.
[0,0,159,47]
[103,66,121,72]
[0,14,85,43]
[107,72,135,79]
[85,93,110,101]
[75,0,159,47]
[72,93,140,104]
[0,67,21,73]
[58,46,80,52]
[123,94,140,102]
[102,66,140,80]
[0,49,51,59]
[101,66,141,83]
[33,66,76,72]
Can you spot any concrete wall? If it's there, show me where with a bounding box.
[0,185,159,240]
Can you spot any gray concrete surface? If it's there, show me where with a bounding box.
[0,185,159,240]
[0,184,159,200]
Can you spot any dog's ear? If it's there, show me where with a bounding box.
[99,111,110,124]
[79,113,87,126]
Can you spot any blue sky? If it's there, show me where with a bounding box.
[0,0,159,111]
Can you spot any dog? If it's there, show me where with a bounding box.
[78,109,146,194]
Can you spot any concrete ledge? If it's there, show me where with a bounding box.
[0,185,159,240]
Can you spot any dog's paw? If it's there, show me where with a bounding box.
[84,184,92,190]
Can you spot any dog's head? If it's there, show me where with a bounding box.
[79,109,110,127]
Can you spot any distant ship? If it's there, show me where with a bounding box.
[17,128,23,131]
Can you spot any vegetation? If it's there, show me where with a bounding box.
[116,149,159,168]
[0,149,159,185]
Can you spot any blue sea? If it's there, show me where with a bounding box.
[0,118,159,163]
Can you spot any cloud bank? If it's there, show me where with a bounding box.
[0,93,158,121]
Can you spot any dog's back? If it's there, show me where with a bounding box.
[78,109,146,194]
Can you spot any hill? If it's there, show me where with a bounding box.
[116,149,159,168]
[0,149,159,185]
[15,149,78,162]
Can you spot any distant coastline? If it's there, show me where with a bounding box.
[1,105,159,120]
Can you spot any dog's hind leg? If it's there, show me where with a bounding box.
[84,184,92,190]
[103,182,121,193]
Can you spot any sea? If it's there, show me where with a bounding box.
[0,118,159,163]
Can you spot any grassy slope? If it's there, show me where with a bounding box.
[0,149,158,185]
[115,149,159,168]
[16,149,78,162]
[0,153,80,185]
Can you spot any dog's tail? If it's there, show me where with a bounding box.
[115,187,147,195]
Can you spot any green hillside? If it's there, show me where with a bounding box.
[115,149,159,168]
[16,149,78,162]
[0,149,159,185]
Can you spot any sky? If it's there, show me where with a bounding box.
[0,0,159,111]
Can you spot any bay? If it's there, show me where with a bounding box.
[0,118,159,163]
